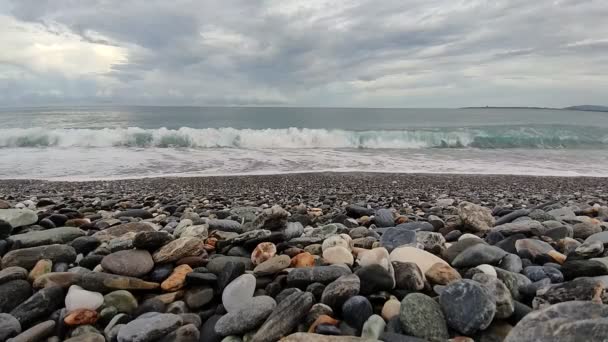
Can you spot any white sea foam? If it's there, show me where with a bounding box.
[0,126,605,149]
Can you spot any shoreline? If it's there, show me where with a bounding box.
[2,169,608,182]
[1,172,605,204]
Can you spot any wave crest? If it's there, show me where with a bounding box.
[0,126,606,149]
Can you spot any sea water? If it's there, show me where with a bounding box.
[0,106,606,179]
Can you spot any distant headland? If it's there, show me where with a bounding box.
[461,105,608,112]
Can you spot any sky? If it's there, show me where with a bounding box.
[1,0,607,108]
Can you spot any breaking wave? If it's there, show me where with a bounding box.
[0,126,606,149]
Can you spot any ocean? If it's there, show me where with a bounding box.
[0,106,607,180]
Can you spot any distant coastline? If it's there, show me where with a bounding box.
[462,105,608,112]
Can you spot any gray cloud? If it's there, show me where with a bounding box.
[1,0,607,107]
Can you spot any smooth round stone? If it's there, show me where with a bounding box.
[505,301,608,341]
[439,279,496,335]
[424,262,461,285]
[374,209,395,228]
[9,320,55,342]
[322,235,351,252]
[355,264,394,295]
[381,298,401,321]
[65,285,104,312]
[389,246,449,273]
[0,219,13,239]
[147,264,174,283]
[11,286,65,328]
[184,286,214,309]
[498,253,523,273]
[104,290,138,314]
[0,313,21,341]
[380,228,417,252]
[459,233,483,241]
[475,264,498,277]
[392,261,425,291]
[251,292,315,342]
[451,244,508,268]
[69,237,101,255]
[135,298,166,316]
[207,256,253,275]
[214,295,276,336]
[186,272,217,285]
[361,314,386,339]
[342,296,372,331]
[0,266,28,284]
[400,293,448,342]
[217,261,245,292]
[472,273,514,319]
[0,279,32,312]
[321,274,360,311]
[575,240,604,257]
[117,313,182,342]
[101,249,154,277]
[200,315,223,342]
[222,274,256,313]
[323,246,354,266]
[357,247,391,271]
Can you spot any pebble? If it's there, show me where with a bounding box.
[65,285,104,312]
[392,261,425,290]
[0,280,32,312]
[251,242,277,265]
[390,246,449,273]
[222,274,256,313]
[104,290,138,314]
[251,291,314,342]
[253,255,291,275]
[342,295,373,331]
[323,246,354,265]
[152,237,205,264]
[2,244,77,270]
[8,320,55,342]
[0,313,21,341]
[458,202,495,232]
[117,313,182,342]
[439,280,496,335]
[214,295,276,336]
[399,293,448,342]
[0,209,38,228]
[321,274,360,310]
[101,249,155,277]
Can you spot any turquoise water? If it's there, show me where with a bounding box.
[0,106,606,179]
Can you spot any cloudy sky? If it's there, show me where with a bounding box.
[1,0,607,108]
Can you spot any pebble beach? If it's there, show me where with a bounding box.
[0,172,607,342]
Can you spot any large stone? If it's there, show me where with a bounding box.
[458,202,495,232]
[534,277,604,307]
[0,313,21,341]
[321,274,360,310]
[0,219,13,239]
[584,231,608,245]
[65,285,104,312]
[76,272,159,293]
[342,296,373,331]
[251,291,315,342]
[505,301,608,342]
[117,313,182,342]
[8,227,86,248]
[515,239,565,264]
[2,244,76,270]
[114,209,153,219]
[208,219,243,233]
[214,296,276,336]
[491,221,546,236]
[374,209,395,228]
[10,286,64,327]
[472,273,514,319]
[93,222,156,242]
[390,246,449,273]
[253,255,291,275]
[439,280,496,335]
[252,205,289,230]
[323,246,354,266]
[399,293,448,342]
[152,237,205,264]
[8,320,55,342]
[392,261,425,290]
[0,280,32,312]
[451,244,508,268]
[355,264,394,294]
[380,228,416,252]
[0,266,28,284]
[101,249,155,277]
[0,209,37,228]
[287,265,352,288]
[222,274,256,313]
